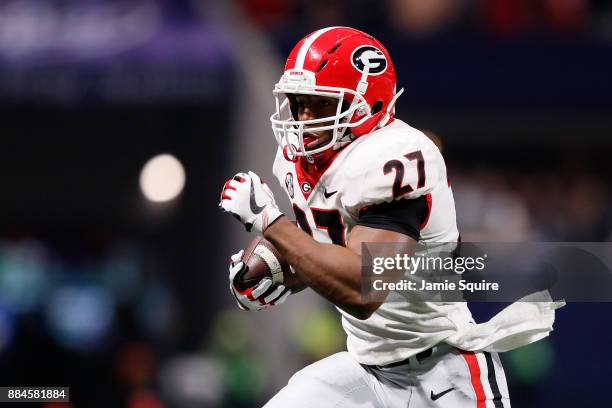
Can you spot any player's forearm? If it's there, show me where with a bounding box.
[264,217,373,318]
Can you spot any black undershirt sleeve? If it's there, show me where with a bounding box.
[357,195,429,240]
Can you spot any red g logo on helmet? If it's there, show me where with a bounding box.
[351,45,388,75]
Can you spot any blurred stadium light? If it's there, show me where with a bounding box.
[505,339,555,384]
[140,153,186,203]
[45,284,115,352]
[0,239,49,314]
[159,354,226,407]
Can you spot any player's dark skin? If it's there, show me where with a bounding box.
[293,94,337,151]
[264,94,417,320]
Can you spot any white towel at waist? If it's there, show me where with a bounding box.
[445,290,566,352]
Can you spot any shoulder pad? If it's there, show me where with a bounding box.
[340,122,446,213]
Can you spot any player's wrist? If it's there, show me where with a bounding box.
[262,213,294,239]
[263,210,285,231]
[249,207,284,235]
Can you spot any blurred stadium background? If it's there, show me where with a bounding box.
[1,0,611,407]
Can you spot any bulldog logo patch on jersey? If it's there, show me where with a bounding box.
[351,45,387,75]
[285,172,294,198]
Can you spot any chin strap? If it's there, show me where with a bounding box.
[330,67,373,151]
[376,87,405,129]
[282,144,299,162]
[339,65,372,137]
[333,129,356,150]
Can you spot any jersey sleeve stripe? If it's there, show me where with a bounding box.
[419,193,433,230]
[357,196,429,240]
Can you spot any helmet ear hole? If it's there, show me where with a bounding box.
[372,101,383,114]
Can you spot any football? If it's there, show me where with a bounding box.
[235,236,307,293]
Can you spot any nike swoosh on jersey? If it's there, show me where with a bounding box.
[324,188,338,199]
[430,387,454,401]
[250,179,266,214]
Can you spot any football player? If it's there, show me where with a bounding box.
[221,26,560,407]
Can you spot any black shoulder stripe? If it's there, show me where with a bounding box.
[357,196,429,240]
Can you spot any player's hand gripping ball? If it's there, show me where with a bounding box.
[228,236,307,311]
[239,236,307,291]
[220,171,283,235]
[228,249,290,311]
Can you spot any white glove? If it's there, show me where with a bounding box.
[220,171,284,235]
[228,250,291,311]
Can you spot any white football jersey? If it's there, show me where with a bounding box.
[272,119,474,365]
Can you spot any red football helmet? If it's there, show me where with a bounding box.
[270,26,403,159]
